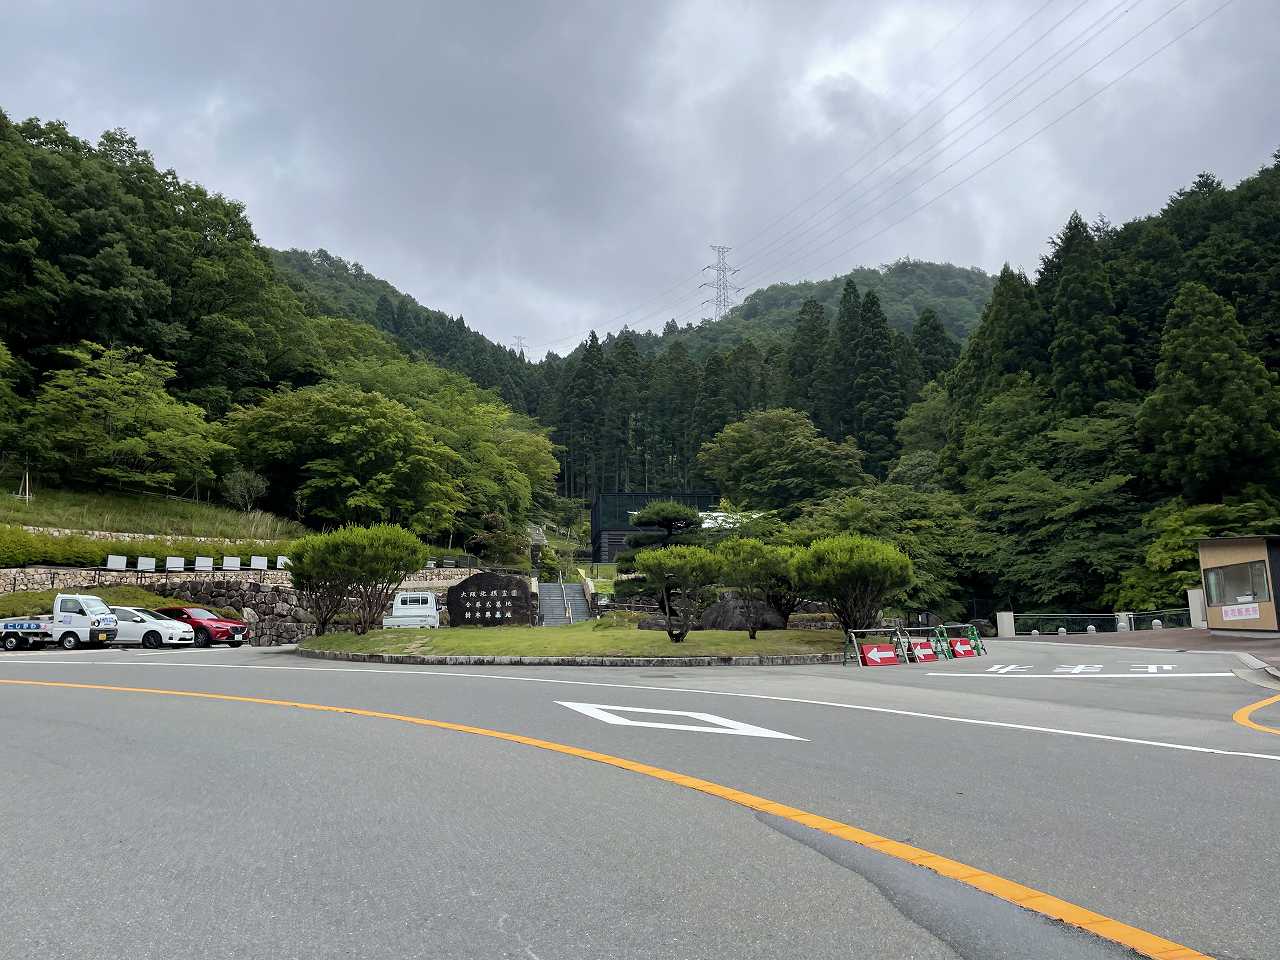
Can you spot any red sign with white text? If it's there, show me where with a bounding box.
[910,641,938,663]
[949,638,976,658]
[860,643,899,666]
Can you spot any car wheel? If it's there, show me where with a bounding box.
[142,631,162,649]
[3,634,23,652]
[194,628,211,647]
[227,641,243,648]
[60,633,80,651]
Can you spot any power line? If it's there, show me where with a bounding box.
[734,0,1236,297]
[736,0,1144,280]
[527,0,1057,352]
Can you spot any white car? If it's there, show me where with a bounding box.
[109,607,197,648]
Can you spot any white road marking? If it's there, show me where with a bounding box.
[556,701,807,740]
[926,672,1235,679]
[1,657,1274,762]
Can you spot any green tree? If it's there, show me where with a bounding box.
[790,534,914,632]
[715,538,793,638]
[816,278,861,437]
[1047,212,1134,415]
[697,409,867,516]
[631,499,703,543]
[910,308,960,384]
[1137,282,1280,500]
[225,383,465,538]
[790,485,980,620]
[634,545,721,642]
[0,339,22,449]
[23,343,226,492]
[847,291,905,474]
[1113,490,1280,609]
[289,524,428,634]
[785,298,828,419]
[221,467,268,512]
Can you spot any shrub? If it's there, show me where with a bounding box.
[0,525,288,569]
[633,545,720,642]
[791,535,914,632]
[288,524,428,635]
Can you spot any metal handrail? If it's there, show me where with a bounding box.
[559,570,573,624]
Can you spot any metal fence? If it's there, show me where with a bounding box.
[1010,609,1193,635]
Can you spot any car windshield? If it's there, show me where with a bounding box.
[84,598,112,616]
[187,608,217,620]
[142,609,172,621]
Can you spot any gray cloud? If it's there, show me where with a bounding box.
[3,0,1276,354]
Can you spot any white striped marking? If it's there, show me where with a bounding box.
[1,656,1275,762]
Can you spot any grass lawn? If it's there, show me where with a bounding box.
[0,487,305,541]
[0,586,195,618]
[301,621,844,658]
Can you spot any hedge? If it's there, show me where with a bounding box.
[0,525,292,570]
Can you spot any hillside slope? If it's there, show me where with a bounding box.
[270,248,539,412]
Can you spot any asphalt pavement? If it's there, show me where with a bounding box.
[2,639,1277,959]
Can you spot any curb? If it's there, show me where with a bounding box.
[297,648,843,668]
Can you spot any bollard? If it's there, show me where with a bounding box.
[1031,629,1040,635]
[1152,618,1163,630]
[1057,627,1067,636]
[1087,624,1096,634]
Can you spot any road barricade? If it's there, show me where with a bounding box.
[844,624,987,667]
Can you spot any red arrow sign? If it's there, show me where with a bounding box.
[949,638,975,658]
[860,643,898,666]
[910,641,938,663]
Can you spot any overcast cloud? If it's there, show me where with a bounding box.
[3,0,1276,354]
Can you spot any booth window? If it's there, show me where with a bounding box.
[1204,560,1270,606]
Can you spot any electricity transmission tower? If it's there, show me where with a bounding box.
[700,244,742,323]
[512,335,528,356]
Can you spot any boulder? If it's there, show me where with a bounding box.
[700,599,786,632]
[241,607,260,624]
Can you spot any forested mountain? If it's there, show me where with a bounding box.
[644,259,992,359]
[0,110,555,559]
[270,248,541,414]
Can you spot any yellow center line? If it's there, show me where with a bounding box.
[1232,692,1280,736]
[2,677,1210,960]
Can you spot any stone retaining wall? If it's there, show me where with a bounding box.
[162,578,316,646]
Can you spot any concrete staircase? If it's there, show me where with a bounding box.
[539,581,591,626]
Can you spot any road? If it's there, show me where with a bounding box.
[2,639,1277,959]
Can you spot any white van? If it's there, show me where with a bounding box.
[382,591,441,629]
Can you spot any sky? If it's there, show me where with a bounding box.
[3,0,1276,355]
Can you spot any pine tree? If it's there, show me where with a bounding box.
[892,328,924,407]
[694,352,735,447]
[1137,283,1280,500]
[785,298,829,421]
[565,332,607,498]
[910,307,960,384]
[647,341,701,489]
[604,333,646,492]
[848,291,905,475]
[724,340,765,417]
[1047,212,1134,416]
[373,294,397,333]
[817,278,860,439]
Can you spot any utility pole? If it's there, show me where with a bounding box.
[700,244,742,323]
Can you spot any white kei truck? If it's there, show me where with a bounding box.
[382,591,441,629]
[1,594,119,651]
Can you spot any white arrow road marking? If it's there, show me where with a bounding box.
[555,701,808,740]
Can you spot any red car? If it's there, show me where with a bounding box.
[155,607,250,647]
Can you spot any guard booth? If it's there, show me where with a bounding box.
[1196,536,1280,637]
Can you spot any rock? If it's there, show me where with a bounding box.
[700,599,785,632]
[241,607,260,624]
[273,601,291,617]
[291,606,315,623]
